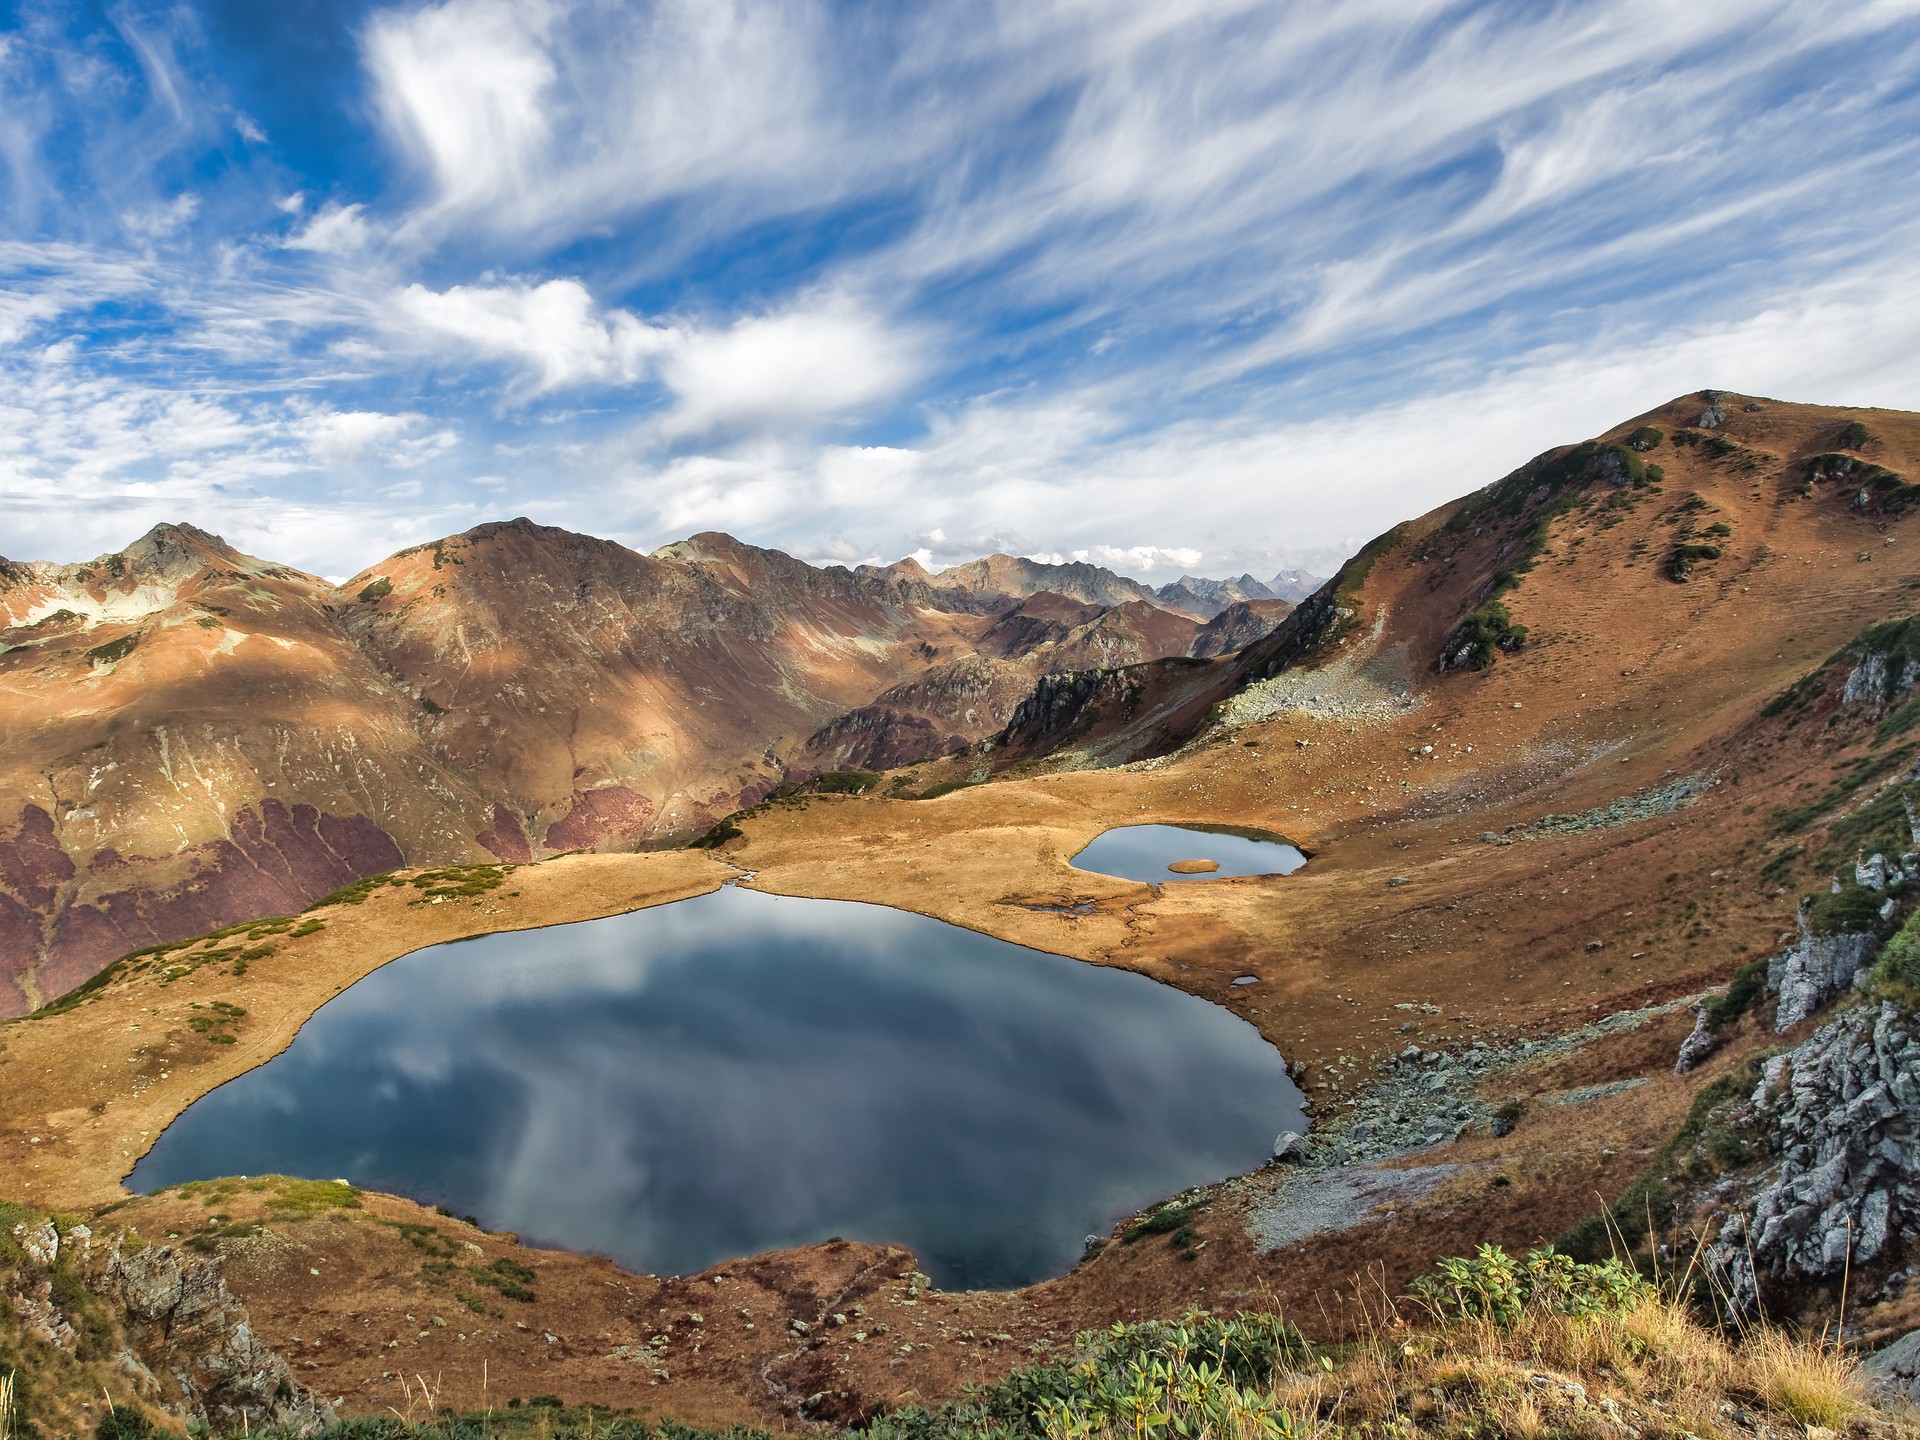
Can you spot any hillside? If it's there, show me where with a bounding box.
[0,525,1240,1016]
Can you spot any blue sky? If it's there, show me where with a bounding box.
[2,0,1919,581]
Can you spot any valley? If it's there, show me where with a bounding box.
[5,391,1920,1435]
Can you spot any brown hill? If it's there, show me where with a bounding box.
[0,525,1222,1015]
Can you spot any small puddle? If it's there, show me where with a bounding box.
[1069,823,1307,884]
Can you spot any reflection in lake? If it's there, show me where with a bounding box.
[132,885,1300,1289]
[1069,824,1307,884]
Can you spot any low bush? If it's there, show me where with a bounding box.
[815,770,881,794]
[687,817,744,849]
[1702,958,1769,1031]
[1668,541,1721,582]
[1626,425,1663,451]
[84,634,139,667]
[1410,1245,1649,1328]
[1870,908,1920,996]
[1805,881,1885,937]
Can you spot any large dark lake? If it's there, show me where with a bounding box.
[131,885,1300,1289]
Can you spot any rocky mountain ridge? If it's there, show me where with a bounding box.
[0,522,1290,1016]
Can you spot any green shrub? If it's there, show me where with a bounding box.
[687,817,744,849]
[1441,599,1528,670]
[84,634,139,667]
[1703,958,1769,1031]
[357,576,393,603]
[1626,426,1663,452]
[1668,542,1722,582]
[861,1311,1313,1440]
[916,779,979,801]
[1805,882,1885,937]
[1870,909,1920,995]
[814,770,881,794]
[95,1410,159,1440]
[1840,421,1872,450]
[1412,1245,1649,1328]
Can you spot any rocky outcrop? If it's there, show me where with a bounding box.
[98,1237,333,1436]
[1839,633,1920,707]
[1189,599,1292,658]
[1770,923,1878,1031]
[1673,1006,1715,1074]
[3,1216,331,1436]
[1865,1328,1920,1405]
[998,668,1148,756]
[1707,1000,1920,1311]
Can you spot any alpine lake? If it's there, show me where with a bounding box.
[134,862,1302,1290]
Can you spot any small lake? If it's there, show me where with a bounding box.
[131,885,1300,1290]
[1069,824,1307,884]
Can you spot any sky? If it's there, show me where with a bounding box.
[2,1,1919,583]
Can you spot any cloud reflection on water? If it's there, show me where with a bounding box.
[133,886,1300,1288]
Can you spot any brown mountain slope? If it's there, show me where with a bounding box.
[0,525,1223,1015]
[988,392,1919,771]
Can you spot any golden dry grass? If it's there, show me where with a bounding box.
[1743,1327,1864,1430]
[1281,1291,1879,1440]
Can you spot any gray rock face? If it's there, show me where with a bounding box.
[1707,1001,1920,1310]
[1865,1327,1920,1404]
[13,1218,58,1267]
[1841,649,1920,707]
[1768,919,1876,1031]
[100,1239,334,1437]
[1697,405,1726,429]
[1674,1005,1716,1074]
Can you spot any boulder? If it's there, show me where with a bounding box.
[1865,1329,1920,1405]
[1674,1005,1716,1074]
[1166,858,1219,874]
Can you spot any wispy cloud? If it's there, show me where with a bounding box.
[0,0,1916,579]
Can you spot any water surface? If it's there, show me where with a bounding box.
[132,885,1299,1289]
[1069,824,1306,883]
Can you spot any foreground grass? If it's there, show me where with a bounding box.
[5,1247,1895,1439]
[195,1248,1893,1440]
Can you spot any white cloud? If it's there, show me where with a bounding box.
[1070,545,1203,573]
[395,277,675,392]
[361,0,826,246]
[363,0,559,214]
[292,408,458,468]
[660,299,922,435]
[393,276,919,428]
[120,193,199,241]
[285,202,375,255]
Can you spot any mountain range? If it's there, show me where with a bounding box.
[0,525,1297,1015]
